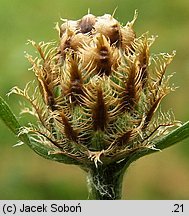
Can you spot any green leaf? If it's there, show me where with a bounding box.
[0,96,21,135]
[0,96,79,165]
[125,121,189,167]
[153,121,189,150]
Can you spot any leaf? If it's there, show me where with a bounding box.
[152,121,189,150]
[0,96,21,135]
[124,121,189,168]
[0,96,79,165]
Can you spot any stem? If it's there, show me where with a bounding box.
[87,163,126,200]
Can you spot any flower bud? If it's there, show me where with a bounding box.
[17,12,177,168]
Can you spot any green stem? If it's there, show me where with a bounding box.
[87,163,125,200]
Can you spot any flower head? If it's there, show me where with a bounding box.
[10,11,178,167]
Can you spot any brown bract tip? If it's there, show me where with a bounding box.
[80,34,119,76]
